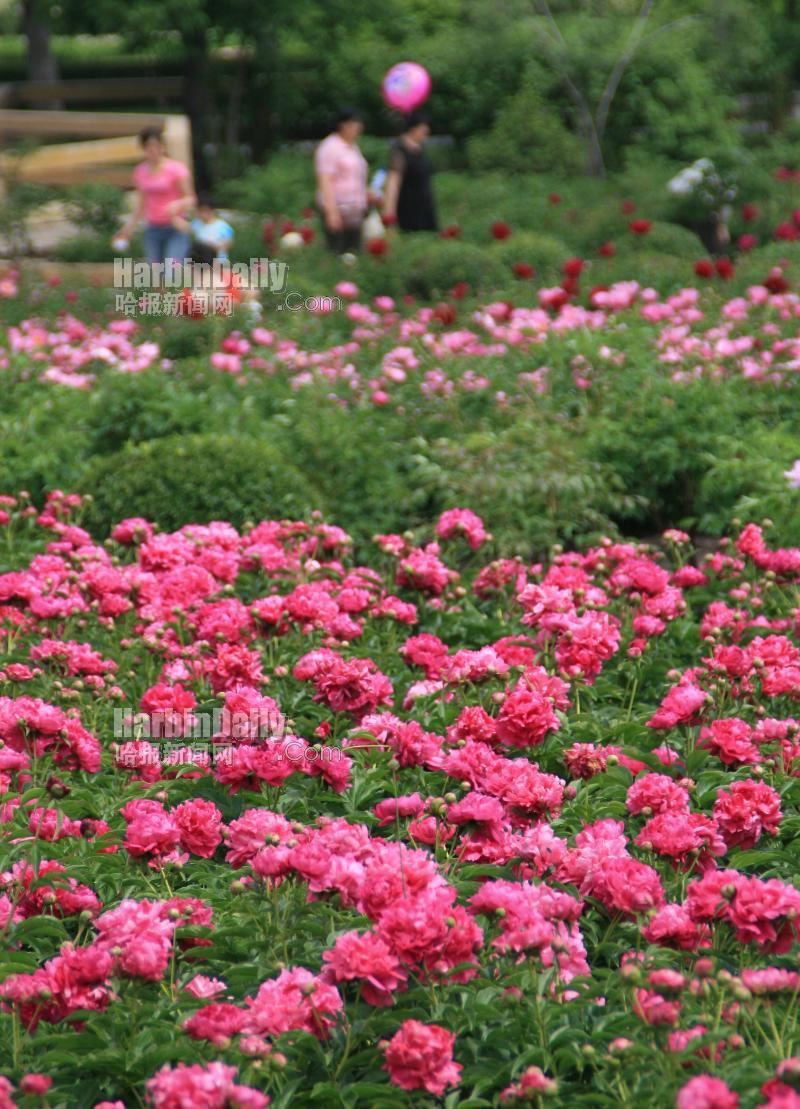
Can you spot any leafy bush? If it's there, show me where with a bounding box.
[490,231,572,282]
[429,418,635,555]
[697,428,800,545]
[64,183,125,239]
[466,77,583,176]
[621,220,704,258]
[78,433,320,534]
[391,236,507,299]
[83,370,212,456]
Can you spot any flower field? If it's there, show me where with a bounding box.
[1,483,800,1106]
[2,185,800,1105]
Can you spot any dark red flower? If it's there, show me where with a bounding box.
[548,193,562,205]
[450,282,468,299]
[694,259,714,279]
[764,267,789,294]
[440,224,461,239]
[299,226,315,245]
[512,262,535,279]
[560,275,580,296]
[715,257,735,280]
[491,220,511,240]
[621,199,636,215]
[775,166,794,180]
[598,241,616,257]
[301,206,315,220]
[742,203,758,223]
[432,302,457,325]
[262,220,276,246]
[562,257,585,279]
[737,233,757,252]
[280,219,295,235]
[367,237,389,256]
[629,219,652,235]
[775,222,798,241]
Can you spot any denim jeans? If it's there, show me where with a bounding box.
[143,224,190,273]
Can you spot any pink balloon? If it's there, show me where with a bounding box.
[382,62,431,114]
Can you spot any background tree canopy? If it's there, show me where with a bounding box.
[6,0,800,182]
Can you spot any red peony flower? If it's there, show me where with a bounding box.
[742,203,758,223]
[713,779,782,849]
[383,1020,462,1096]
[562,257,585,278]
[598,241,616,257]
[491,220,511,240]
[676,1075,739,1109]
[548,192,561,204]
[20,1075,52,1095]
[440,224,461,238]
[621,199,636,214]
[629,219,652,235]
[694,260,714,279]
[737,233,757,252]
[299,226,315,244]
[432,302,456,325]
[764,266,789,293]
[367,237,388,256]
[449,281,468,299]
[774,222,798,241]
[715,257,735,280]
[511,262,535,279]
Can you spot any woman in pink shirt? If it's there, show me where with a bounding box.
[315,107,368,254]
[118,127,195,270]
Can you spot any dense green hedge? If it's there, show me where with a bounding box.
[77,433,320,534]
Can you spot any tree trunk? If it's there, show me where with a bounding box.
[249,25,278,164]
[21,0,62,109]
[182,27,212,191]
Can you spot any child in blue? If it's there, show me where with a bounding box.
[190,194,234,261]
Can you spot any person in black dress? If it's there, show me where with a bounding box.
[382,112,438,232]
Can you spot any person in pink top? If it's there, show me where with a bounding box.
[315,107,368,254]
[117,127,195,273]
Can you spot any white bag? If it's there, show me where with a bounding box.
[363,208,385,240]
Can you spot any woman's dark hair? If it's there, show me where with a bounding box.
[196,191,215,208]
[404,111,431,131]
[334,106,361,130]
[139,126,164,147]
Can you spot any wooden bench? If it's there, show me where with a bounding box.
[0,110,192,186]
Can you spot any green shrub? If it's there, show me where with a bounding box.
[697,429,800,545]
[54,234,113,263]
[391,236,507,299]
[83,370,211,455]
[429,417,634,556]
[491,231,571,282]
[593,250,693,293]
[466,78,583,176]
[583,375,737,531]
[730,240,800,289]
[63,182,125,240]
[78,433,320,534]
[621,221,704,258]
